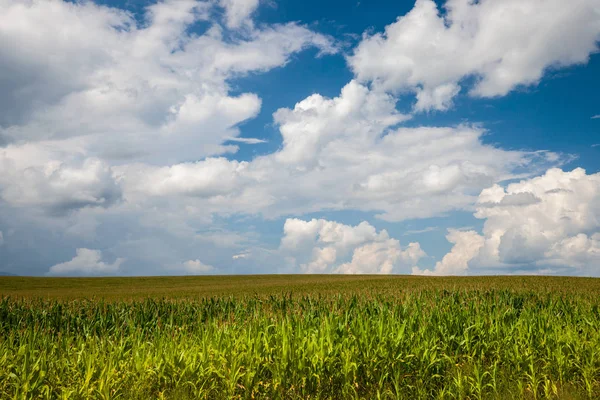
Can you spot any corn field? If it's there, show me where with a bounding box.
[1,290,599,399]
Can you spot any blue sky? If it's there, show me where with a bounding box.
[0,0,599,276]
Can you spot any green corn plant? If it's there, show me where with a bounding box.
[0,288,599,399]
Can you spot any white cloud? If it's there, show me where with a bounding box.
[280,218,425,274]
[120,81,559,221]
[0,0,335,164]
[415,83,461,112]
[0,146,121,213]
[349,0,600,110]
[338,241,425,274]
[591,115,600,119]
[418,168,600,276]
[220,0,260,29]
[232,251,251,260]
[118,157,249,199]
[168,259,215,275]
[48,248,124,276]
[413,229,484,276]
[272,80,409,166]
[544,233,600,270]
[0,0,334,213]
[225,137,268,144]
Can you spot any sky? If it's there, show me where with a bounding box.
[0,0,599,277]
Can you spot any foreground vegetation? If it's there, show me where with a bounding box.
[1,276,599,399]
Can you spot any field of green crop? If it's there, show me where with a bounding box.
[1,275,600,399]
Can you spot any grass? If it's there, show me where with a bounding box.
[1,275,600,399]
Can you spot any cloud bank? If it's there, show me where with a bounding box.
[414,168,600,275]
[0,0,599,276]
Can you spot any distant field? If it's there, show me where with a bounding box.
[1,275,600,399]
[2,274,600,300]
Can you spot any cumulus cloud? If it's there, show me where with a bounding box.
[280,218,426,274]
[120,81,559,221]
[48,248,124,276]
[349,0,600,110]
[220,0,260,29]
[413,229,484,276]
[0,0,591,277]
[418,168,600,276]
[272,80,410,166]
[0,148,121,214]
[0,0,334,163]
[119,157,249,199]
[0,0,334,214]
[168,259,215,275]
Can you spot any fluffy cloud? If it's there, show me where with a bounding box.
[48,248,125,276]
[417,168,600,275]
[413,229,484,276]
[0,0,592,277]
[0,0,334,213]
[0,140,121,214]
[350,0,600,110]
[0,147,121,214]
[120,81,558,221]
[119,158,249,199]
[168,259,215,275]
[280,218,426,274]
[272,80,410,166]
[219,0,260,29]
[0,0,334,163]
